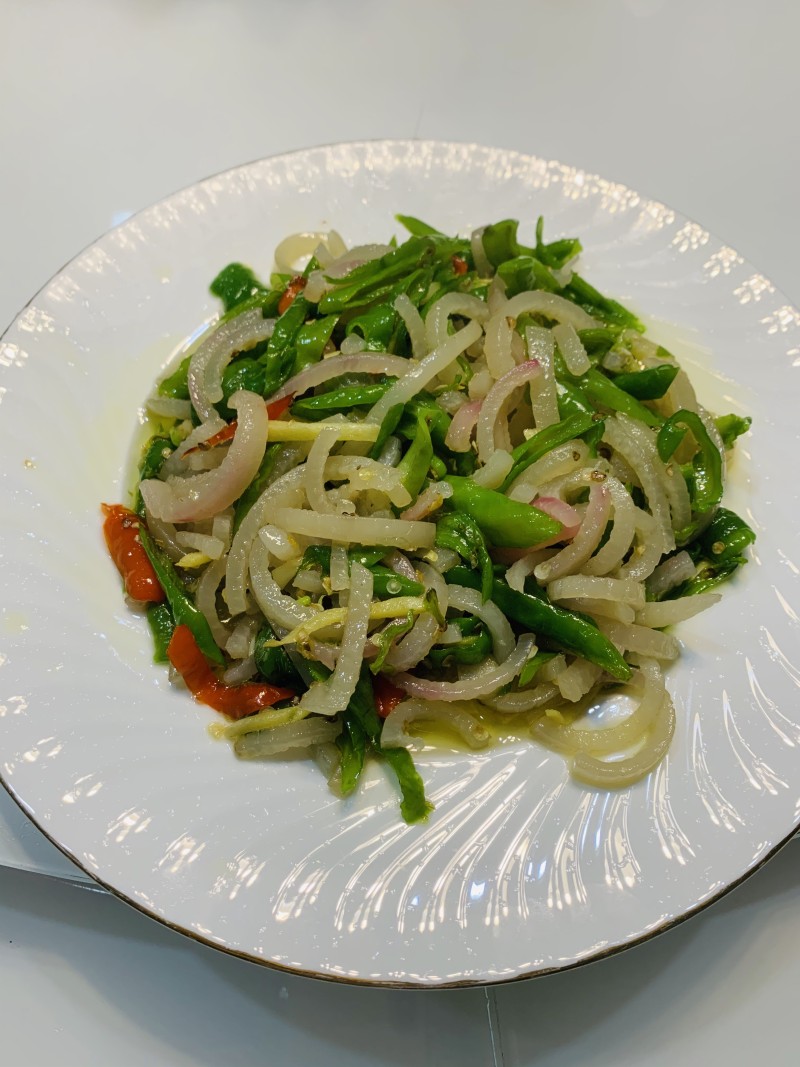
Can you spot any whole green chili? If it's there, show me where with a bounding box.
[445,566,632,682]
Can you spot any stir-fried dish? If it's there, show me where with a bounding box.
[102,215,754,823]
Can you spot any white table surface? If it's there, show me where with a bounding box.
[1,1,798,1063]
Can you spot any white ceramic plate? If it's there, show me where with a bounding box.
[1,141,799,987]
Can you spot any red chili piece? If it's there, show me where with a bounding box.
[102,504,165,603]
[167,624,295,720]
[185,394,295,456]
[277,275,307,315]
[373,674,405,719]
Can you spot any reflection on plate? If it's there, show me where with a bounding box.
[1,141,799,987]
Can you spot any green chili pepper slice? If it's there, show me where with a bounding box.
[697,507,756,565]
[435,513,493,603]
[146,602,176,664]
[714,413,752,450]
[338,667,432,823]
[657,409,723,515]
[428,616,492,668]
[500,412,598,492]
[293,315,338,374]
[443,478,562,548]
[397,414,433,500]
[445,566,632,682]
[254,621,304,688]
[138,528,225,665]
[578,369,662,428]
[612,364,679,400]
[290,380,395,421]
[259,295,311,397]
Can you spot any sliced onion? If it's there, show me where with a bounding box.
[142,507,184,561]
[506,441,590,501]
[524,325,560,428]
[531,496,581,539]
[445,399,482,452]
[617,508,662,582]
[470,227,493,277]
[225,618,257,660]
[447,586,514,662]
[376,434,402,467]
[324,243,392,279]
[272,557,301,589]
[476,360,541,462]
[598,619,680,661]
[303,270,329,304]
[431,547,460,573]
[393,293,427,359]
[195,557,231,647]
[368,320,483,428]
[305,426,340,514]
[486,275,507,314]
[556,660,602,703]
[340,334,366,356]
[188,309,275,423]
[394,634,535,701]
[381,700,490,752]
[603,415,674,555]
[326,455,411,509]
[276,508,435,551]
[384,550,417,582]
[385,612,441,671]
[646,551,697,599]
[330,545,350,591]
[424,293,490,351]
[248,538,315,631]
[257,524,298,562]
[400,481,452,521]
[224,465,307,615]
[560,597,637,624]
[500,291,598,331]
[552,323,591,376]
[582,476,637,576]
[468,368,494,400]
[268,353,414,404]
[635,593,721,628]
[211,510,234,549]
[505,553,542,593]
[436,391,465,416]
[487,682,560,713]
[548,575,645,606]
[483,313,515,379]
[534,482,611,583]
[175,532,225,559]
[308,640,339,671]
[419,561,449,615]
[274,231,336,274]
[472,450,513,489]
[534,658,665,766]
[222,656,258,685]
[298,563,373,717]
[185,448,227,472]
[146,394,193,420]
[569,685,675,788]
[141,390,268,523]
[620,411,692,539]
[293,568,325,594]
[234,718,341,759]
[660,367,699,420]
[164,417,227,471]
